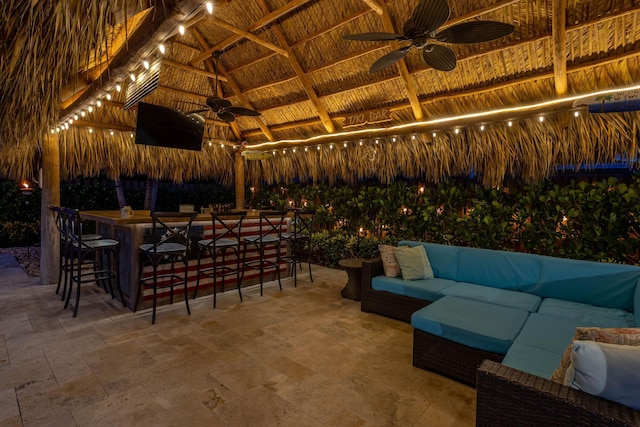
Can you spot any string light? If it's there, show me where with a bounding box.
[106,93,112,101]
[304,147,308,152]
[68,119,73,124]
[130,73,136,82]
[158,44,166,54]
[88,106,93,113]
[130,133,134,138]
[317,146,320,150]
[330,144,334,149]
[179,25,185,35]
[432,132,436,138]
[392,137,397,142]
[292,148,296,153]
[454,128,460,134]
[50,129,55,134]
[80,111,86,117]
[115,84,121,92]
[142,60,150,70]
[574,111,580,117]
[539,116,545,122]
[73,114,78,120]
[480,125,485,131]
[359,141,363,146]
[508,121,513,127]
[412,135,416,140]
[343,142,347,148]
[208,141,212,146]
[89,128,93,133]
[96,100,102,107]
[110,131,114,136]
[375,139,379,144]
[206,1,213,13]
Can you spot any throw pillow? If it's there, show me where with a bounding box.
[550,327,640,384]
[378,244,402,278]
[564,340,640,410]
[393,244,434,281]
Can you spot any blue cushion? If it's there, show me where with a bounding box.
[371,276,455,301]
[398,241,459,280]
[537,298,635,327]
[534,256,640,311]
[411,296,529,354]
[441,282,541,312]
[502,313,584,379]
[456,246,541,290]
[635,284,640,327]
[502,343,563,380]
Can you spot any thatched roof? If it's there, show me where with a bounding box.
[2,0,640,186]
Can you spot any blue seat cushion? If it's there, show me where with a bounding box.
[411,296,529,354]
[537,298,635,327]
[371,276,455,301]
[441,282,541,312]
[502,313,583,379]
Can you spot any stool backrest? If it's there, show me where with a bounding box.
[289,209,316,238]
[258,211,287,242]
[145,212,198,254]
[211,211,246,247]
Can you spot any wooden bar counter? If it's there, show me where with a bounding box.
[81,210,289,310]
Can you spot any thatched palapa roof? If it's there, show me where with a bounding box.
[2,0,640,186]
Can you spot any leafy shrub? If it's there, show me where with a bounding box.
[0,221,40,247]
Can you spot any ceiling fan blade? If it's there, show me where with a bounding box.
[226,106,261,117]
[207,97,232,110]
[343,32,407,42]
[436,21,515,44]
[422,44,457,71]
[217,110,236,122]
[184,109,210,115]
[369,46,411,73]
[412,0,450,33]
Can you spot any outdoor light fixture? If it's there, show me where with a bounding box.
[19,180,33,197]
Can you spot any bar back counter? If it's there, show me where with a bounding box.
[80,210,290,310]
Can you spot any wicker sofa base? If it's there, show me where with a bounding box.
[360,258,431,323]
[477,360,640,426]
[413,329,504,387]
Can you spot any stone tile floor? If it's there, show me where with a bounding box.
[0,255,476,426]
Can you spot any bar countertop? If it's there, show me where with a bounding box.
[80,209,276,226]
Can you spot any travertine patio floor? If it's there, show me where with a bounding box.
[0,254,475,426]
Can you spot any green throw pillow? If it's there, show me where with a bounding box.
[393,245,434,281]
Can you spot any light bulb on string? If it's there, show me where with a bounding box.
[179,25,185,35]
[110,131,114,136]
[343,142,347,148]
[130,73,136,82]
[80,111,85,117]
[454,128,460,134]
[539,116,545,122]
[158,44,166,54]
[392,137,397,142]
[206,1,213,13]
[89,128,93,133]
[359,141,363,146]
[317,146,320,150]
[96,100,102,107]
[73,114,79,120]
[68,119,73,124]
[143,60,150,70]
[304,147,308,152]
[88,106,93,113]
[106,93,112,101]
[432,132,436,138]
[574,111,580,117]
[115,84,121,92]
[480,125,485,131]
[508,121,513,127]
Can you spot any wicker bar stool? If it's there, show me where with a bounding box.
[194,211,247,307]
[135,212,197,324]
[60,208,123,317]
[241,210,287,296]
[281,209,316,287]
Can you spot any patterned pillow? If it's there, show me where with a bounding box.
[378,244,402,277]
[550,327,640,384]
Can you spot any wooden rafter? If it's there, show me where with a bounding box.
[190,30,275,141]
[363,0,383,15]
[552,0,568,97]
[210,17,289,57]
[242,46,640,138]
[161,58,228,81]
[190,0,313,65]
[258,0,335,134]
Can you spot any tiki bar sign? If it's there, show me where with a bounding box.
[342,108,392,128]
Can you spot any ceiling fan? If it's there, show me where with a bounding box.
[343,0,515,73]
[184,51,261,122]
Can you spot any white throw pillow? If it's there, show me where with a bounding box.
[393,245,434,281]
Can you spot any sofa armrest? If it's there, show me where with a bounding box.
[476,360,640,427]
[361,258,383,291]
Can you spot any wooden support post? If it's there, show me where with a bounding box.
[40,133,60,285]
[552,0,568,97]
[235,152,245,210]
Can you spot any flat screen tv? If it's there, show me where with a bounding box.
[135,102,204,151]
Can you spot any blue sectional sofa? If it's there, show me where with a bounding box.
[361,241,640,425]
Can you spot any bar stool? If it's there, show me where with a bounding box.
[135,212,197,324]
[281,209,316,287]
[51,206,102,300]
[60,208,123,317]
[194,211,246,307]
[241,211,287,296]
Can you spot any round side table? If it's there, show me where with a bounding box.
[338,257,365,300]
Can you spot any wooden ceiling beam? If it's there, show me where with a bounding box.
[210,17,289,57]
[191,28,244,140]
[259,1,335,134]
[161,58,228,81]
[243,46,640,137]
[378,2,423,121]
[190,0,313,65]
[363,0,383,15]
[552,0,568,97]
